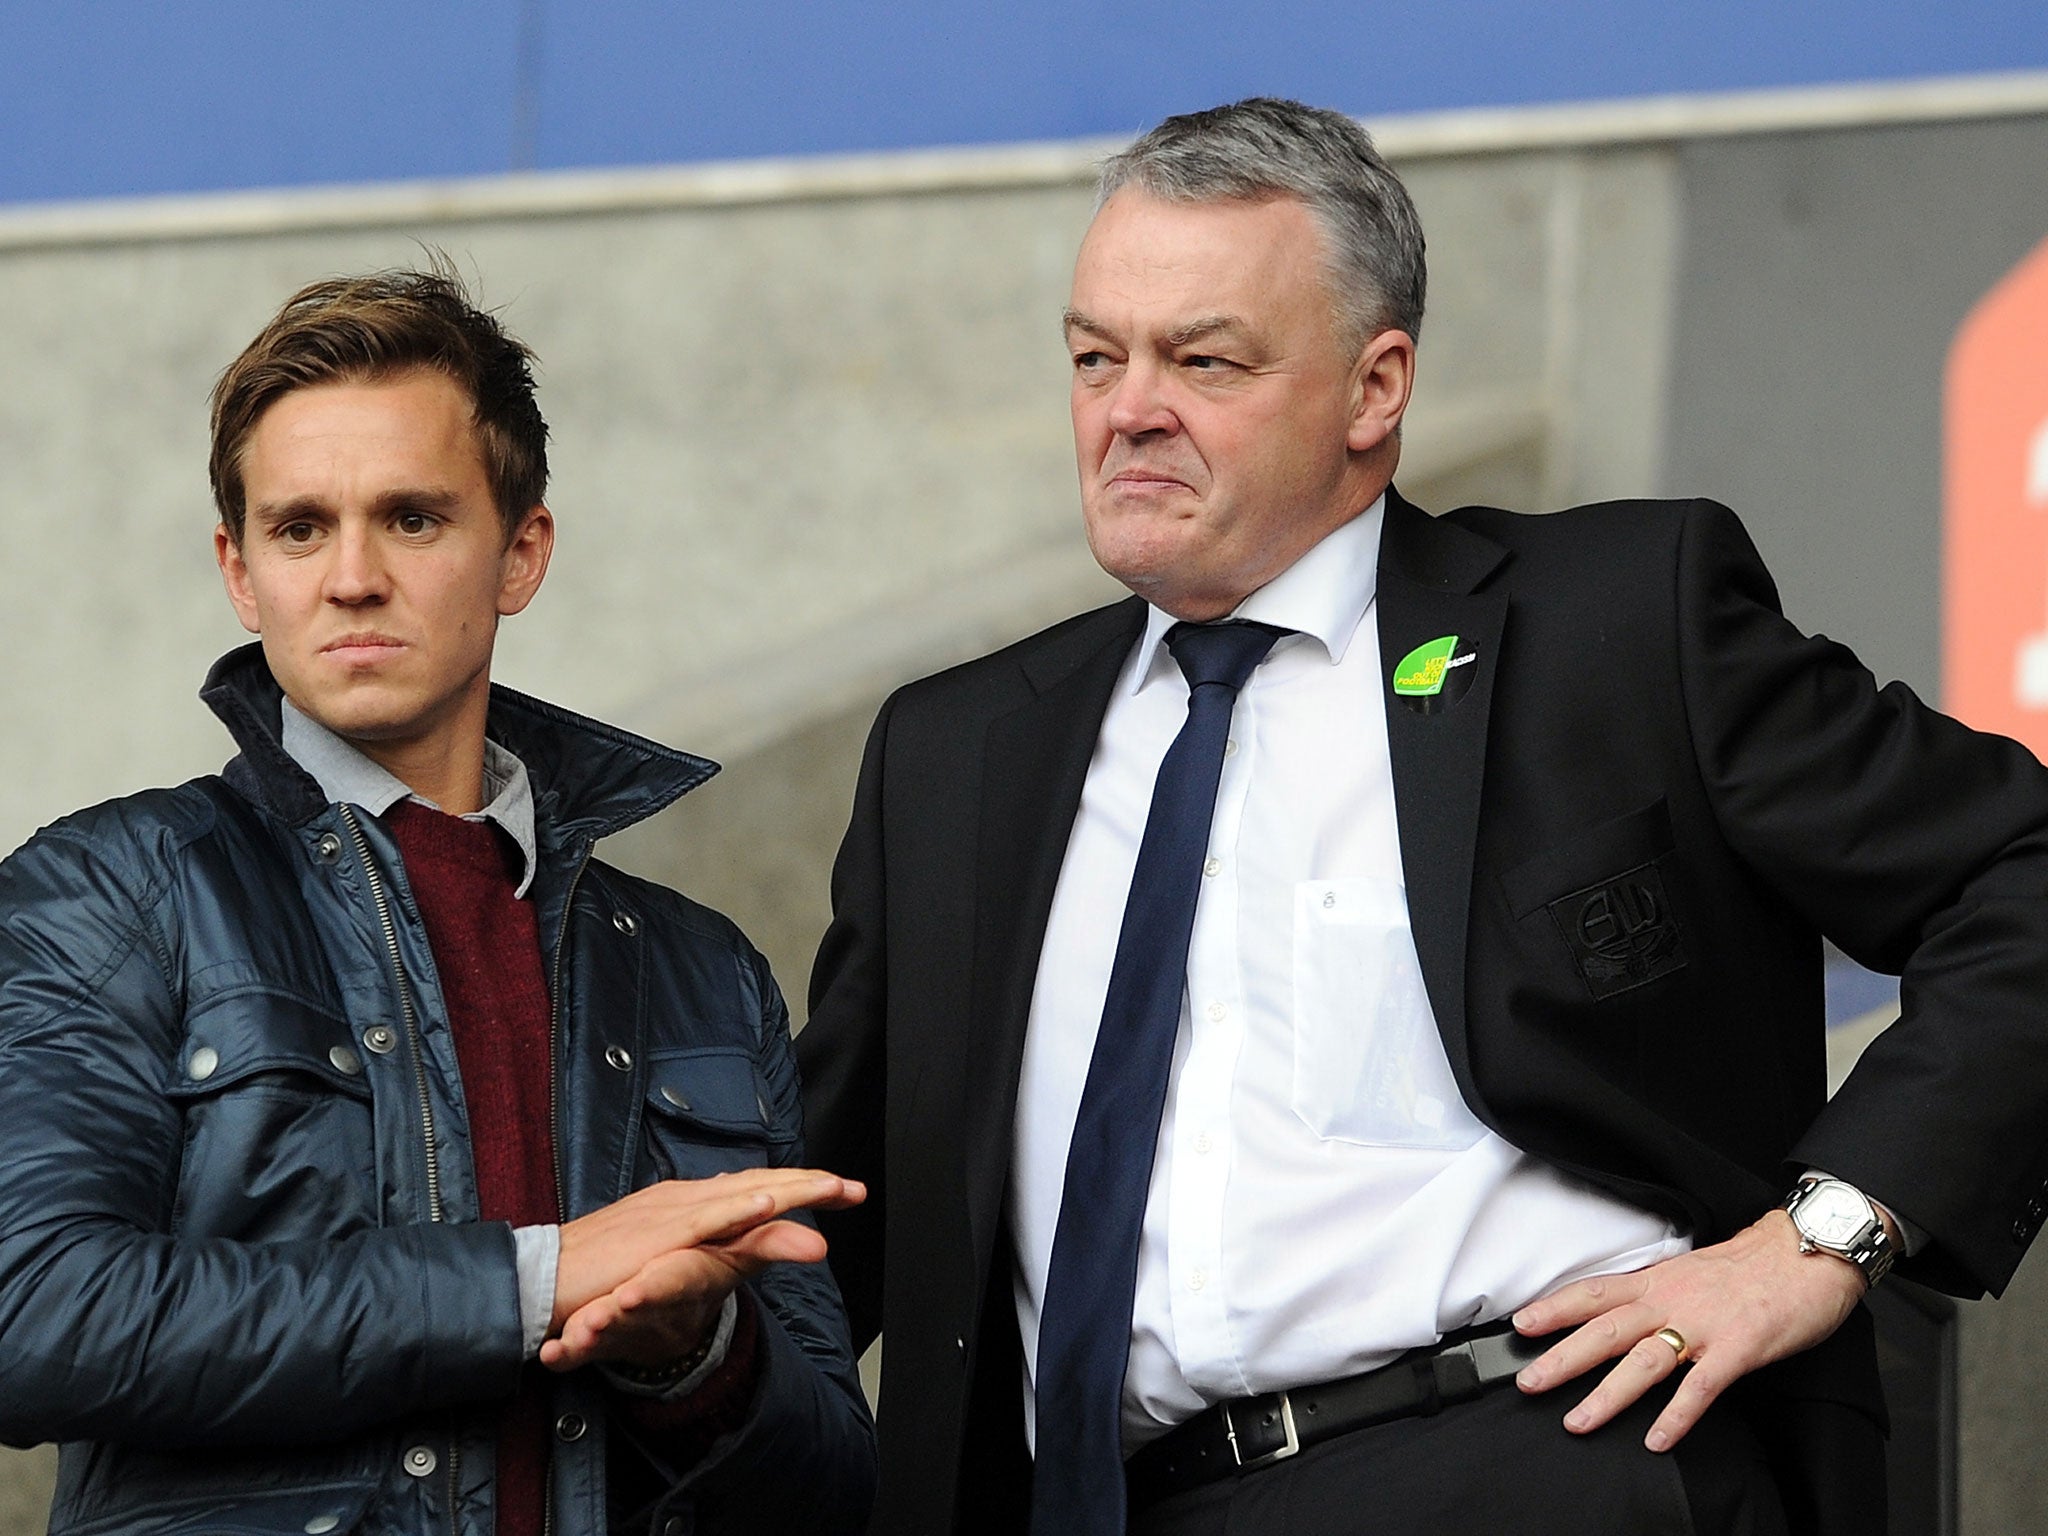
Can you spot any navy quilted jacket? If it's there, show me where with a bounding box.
[0,645,874,1536]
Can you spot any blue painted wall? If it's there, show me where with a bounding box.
[4,1,2045,205]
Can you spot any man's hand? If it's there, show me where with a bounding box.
[541,1168,864,1374]
[1508,1209,1866,1452]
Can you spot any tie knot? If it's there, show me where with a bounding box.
[1165,620,1287,693]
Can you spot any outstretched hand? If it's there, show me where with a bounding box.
[1509,1209,1867,1451]
[542,1168,864,1374]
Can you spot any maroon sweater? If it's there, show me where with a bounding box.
[387,800,760,1535]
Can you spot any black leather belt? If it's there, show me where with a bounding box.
[1124,1321,1547,1508]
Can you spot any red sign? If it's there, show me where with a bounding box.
[1945,235,2048,757]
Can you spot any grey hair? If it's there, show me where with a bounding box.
[1097,97,1427,349]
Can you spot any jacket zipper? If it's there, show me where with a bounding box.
[338,808,461,1525]
[545,844,594,1219]
[339,806,445,1225]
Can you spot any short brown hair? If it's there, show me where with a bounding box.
[210,257,548,543]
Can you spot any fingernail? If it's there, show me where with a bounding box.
[1646,1429,1670,1453]
[1511,1309,1533,1330]
[1564,1410,1590,1433]
[1515,1368,1538,1391]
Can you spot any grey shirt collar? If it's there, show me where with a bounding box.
[280,698,539,898]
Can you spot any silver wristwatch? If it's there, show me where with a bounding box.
[1782,1176,1895,1288]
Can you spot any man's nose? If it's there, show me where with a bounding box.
[1105,359,1178,439]
[325,524,389,603]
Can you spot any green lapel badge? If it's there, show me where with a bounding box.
[1392,635,1460,697]
[1392,634,1480,714]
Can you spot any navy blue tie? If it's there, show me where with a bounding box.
[1029,619,1286,1536]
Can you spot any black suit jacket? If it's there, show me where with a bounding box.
[799,491,2048,1534]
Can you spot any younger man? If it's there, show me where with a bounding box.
[0,266,874,1535]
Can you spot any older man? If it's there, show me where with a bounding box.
[798,98,2048,1534]
[0,264,874,1535]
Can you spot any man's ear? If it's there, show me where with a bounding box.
[215,523,263,635]
[497,505,555,618]
[1346,329,1416,456]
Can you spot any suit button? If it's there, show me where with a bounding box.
[2014,1218,2032,1244]
[556,1412,588,1442]
[305,1519,341,1535]
[364,1025,397,1055]
[403,1445,437,1477]
[604,1046,633,1072]
[187,1046,219,1081]
[613,910,639,936]
[328,1045,362,1076]
[663,1520,687,1536]
[2028,1199,2046,1223]
[314,832,343,864]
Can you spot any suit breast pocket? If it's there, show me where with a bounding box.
[1499,797,1689,1001]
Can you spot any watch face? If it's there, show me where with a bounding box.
[1801,1183,1872,1246]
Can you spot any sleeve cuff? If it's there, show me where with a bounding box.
[512,1223,561,1361]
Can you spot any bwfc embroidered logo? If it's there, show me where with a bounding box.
[1548,864,1687,999]
[1391,634,1479,714]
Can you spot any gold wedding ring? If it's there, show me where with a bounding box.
[1652,1325,1690,1362]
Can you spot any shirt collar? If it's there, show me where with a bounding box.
[1127,493,1386,696]
[280,698,539,898]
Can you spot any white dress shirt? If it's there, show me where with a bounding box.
[1010,497,1689,1450]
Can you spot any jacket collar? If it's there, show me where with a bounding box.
[199,642,717,844]
[1378,483,1509,594]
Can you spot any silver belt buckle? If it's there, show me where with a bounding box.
[1222,1391,1300,1467]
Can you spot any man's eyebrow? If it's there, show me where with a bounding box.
[1061,310,1249,348]
[1162,315,1247,348]
[371,487,463,513]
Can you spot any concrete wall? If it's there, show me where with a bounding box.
[2,78,2046,1532]
[1665,112,2048,697]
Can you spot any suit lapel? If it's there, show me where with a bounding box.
[961,599,1146,1261]
[1376,489,1509,1093]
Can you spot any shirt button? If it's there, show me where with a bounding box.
[1322,890,1337,909]
[402,1445,438,1478]
[1202,857,1221,878]
[1205,1002,1226,1022]
[1193,1132,1213,1155]
[1223,738,1238,757]
[1189,1269,1207,1291]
